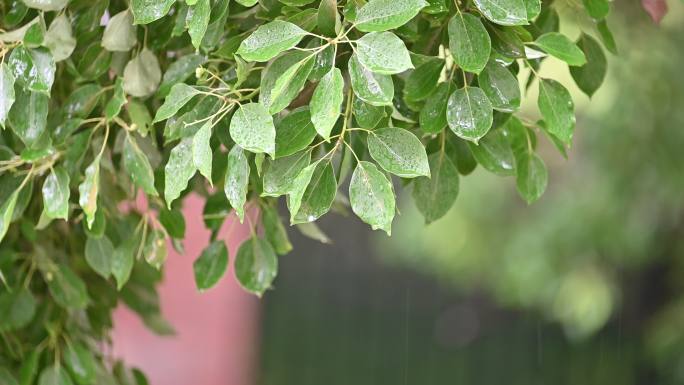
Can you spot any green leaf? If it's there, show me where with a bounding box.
[236,20,307,62]
[355,0,428,32]
[0,289,36,331]
[404,57,444,102]
[23,22,43,48]
[188,0,211,49]
[19,350,41,385]
[0,63,16,128]
[229,103,276,157]
[310,68,344,140]
[419,82,450,133]
[8,46,55,95]
[275,107,317,158]
[193,240,229,291]
[143,229,167,269]
[524,0,541,19]
[467,129,516,175]
[0,368,18,385]
[105,78,126,121]
[259,51,308,110]
[516,152,547,203]
[9,88,50,147]
[356,32,414,74]
[478,60,521,112]
[446,86,493,142]
[47,264,88,309]
[224,145,250,222]
[263,150,311,197]
[44,13,76,61]
[159,208,186,239]
[412,152,459,223]
[192,121,213,183]
[112,239,136,291]
[473,0,528,26]
[42,166,70,221]
[537,78,575,145]
[368,127,430,178]
[123,48,162,98]
[234,236,278,297]
[448,13,491,74]
[38,365,74,385]
[85,235,114,279]
[349,161,395,235]
[582,0,609,20]
[64,343,96,385]
[262,205,292,255]
[296,222,332,244]
[0,190,19,243]
[348,54,394,106]
[291,162,337,224]
[164,138,195,207]
[267,55,314,114]
[23,0,68,11]
[102,10,137,52]
[570,34,607,97]
[78,156,100,229]
[596,20,617,55]
[123,135,158,196]
[63,84,101,119]
[131,0,176,24]
[158,54,206,97]
[318,0,339,37]
[353,97,387,129]
[77,45,112,81]
[534,32,587,66]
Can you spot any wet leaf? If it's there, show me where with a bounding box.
[236,20,307,62]
[164,138,195,207]
[131,0,176,25]
[42,166,70,220]
[356,32,414,75]
[412,152,459,224]
[448,13,491,74]
[234,236,278,297]
[446,86,494,142]
[78,156,100,228]
[224,145,250,221]
[368,127,430,178]
[538,78,574,145]
[355,0,428,32]
[102,10,137,52]
[473,0,528,26]
[310,68,344,140]
[44,14,76,61]
[349,161,395,235]
[534,33,587,66]
[85,235,113,279]
[123,135,158,196]
[348,53,394,106]
[229,103,276,157]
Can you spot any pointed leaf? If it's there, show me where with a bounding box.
[0,63,16,128]
[85,235,113,279]
[78,156,100,228]
[236,20,307,62]
[194,240,229,291]
[188,0,211,49]
[267,55,314,114]
[291,162,337,224]
[419,82,450,133]
[131,0,175,24]
[448,13,491,74]
[42,166,70,220]
[569,34,606,97]
[446,86,494,142]
[473,0,528,26]
[538,78,574,145]
[516,152,547,203]
[534,33,587,66]
[123,135,158,196]
[102,10,137,52]
[478,60,521,112]
[368,127,430,178]
[44,14,76,61]
[263,150,311,197]
[467,129,516,175]
[234,236,278,297]
[123,48,161,98]
[310,68,344,140]
[229,103,276,156]
[192,121,213,183]
[348,54,394,106]
[349,161,395,235]
[8,46,55,95]
[356,32,414,75]
[224,145,250,221]
[262,205,292,255]
[355,0,428,32]
[38,365,74,385]
[412,152,459,224]
[275,107,317,158]
[164,138,195,207]
[23,0,68,12]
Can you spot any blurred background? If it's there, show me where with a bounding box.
[114,1,684,384]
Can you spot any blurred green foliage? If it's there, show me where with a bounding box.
[381,0,684,379]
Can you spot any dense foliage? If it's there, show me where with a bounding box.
[0,0,628,383]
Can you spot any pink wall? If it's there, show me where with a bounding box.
[111,194,260,385]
